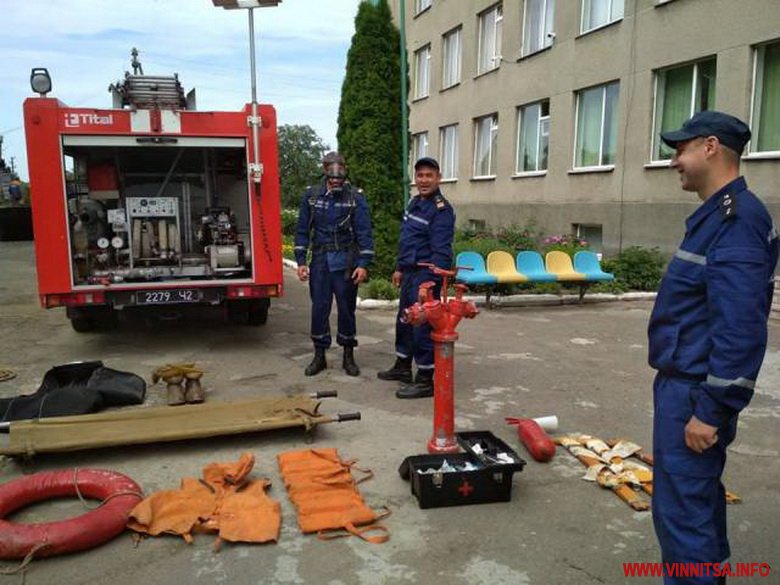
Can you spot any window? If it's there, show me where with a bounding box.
[751,40,780,153]
[440,124,459,180]
[652,58,716,160]
[415,0,432,15]
[478,4,503,75]
[474,114,499,177]
[516,100,550,173]
[581,0,624,34]
[573,224,603,256]
[574,81,619,168]
[523,0,555,56]
[412,132,429,165]
[442,27,462,89]
[414,45,431,100]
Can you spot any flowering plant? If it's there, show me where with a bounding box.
[541,234,589,256]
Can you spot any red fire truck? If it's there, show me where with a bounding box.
[23,62,283,332]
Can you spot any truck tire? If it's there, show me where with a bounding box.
[69,316,94,333]
[225,300,248,325]
[67,306,117,333]
[247,298,270,326]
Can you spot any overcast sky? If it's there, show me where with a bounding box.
[0,0,362,180]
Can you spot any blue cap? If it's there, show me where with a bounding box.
[660,110,751,154]
[414,156,440,171]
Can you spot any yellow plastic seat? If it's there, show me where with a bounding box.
[486,251,528,284]
[545,251,586,281]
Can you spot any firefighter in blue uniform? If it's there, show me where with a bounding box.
[648,111,778,584]
[377,157,455,399]
[294,152,374,377]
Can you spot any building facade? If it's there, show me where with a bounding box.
[392,0,780,255]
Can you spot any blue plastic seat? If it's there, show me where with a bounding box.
[455,251,498,285]
[573,251,615,282]
[516,251,557,282]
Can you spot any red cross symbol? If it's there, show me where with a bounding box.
[458,480,474,497]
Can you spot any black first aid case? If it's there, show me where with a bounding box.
[398,431,526,509]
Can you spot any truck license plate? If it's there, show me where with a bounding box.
[137,289,200,305]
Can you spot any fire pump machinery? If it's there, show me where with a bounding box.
[23,56,283,332]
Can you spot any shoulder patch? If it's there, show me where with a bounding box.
[720,192,736,220]
[435,194,447,210]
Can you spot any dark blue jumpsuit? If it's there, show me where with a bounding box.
[294,183,374,349]
[394,189,455,370]
[648,177,778,584]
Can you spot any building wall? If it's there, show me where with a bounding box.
[393,0,780,255]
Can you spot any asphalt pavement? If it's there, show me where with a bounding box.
[0,241,778,584]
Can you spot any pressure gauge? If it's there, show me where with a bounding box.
[97,237,110,249]
[111,236,124,249]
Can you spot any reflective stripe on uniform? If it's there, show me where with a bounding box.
[405,213,429,226]
[360,250,375,255]
[706,374,755,390]
[769,225,778,242]
[675,248,707,265]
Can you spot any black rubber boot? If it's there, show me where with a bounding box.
[342,347,360,377]
[395,370,434,399]
[377,357,413,383]
[304,348,327,376]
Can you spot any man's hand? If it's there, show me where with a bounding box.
[391,270,402,287]
[685,415,719,453]
[352,267,368,285]
[297,265,309,282]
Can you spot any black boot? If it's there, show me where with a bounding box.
[342,346,360,377]
[377,356,413,383]
[396,370,434,399]
[305,348,327,376]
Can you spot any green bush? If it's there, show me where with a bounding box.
[282,235,295,260]
[281,208,299,237]
[359,278,399,300]
[454,237,514,258]
[495,222,539,251]
[604,246,665,291]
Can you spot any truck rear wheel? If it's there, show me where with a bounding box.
[67,306,118,333]
[247,298,270,326]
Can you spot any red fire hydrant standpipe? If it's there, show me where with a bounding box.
[402,264,478,454]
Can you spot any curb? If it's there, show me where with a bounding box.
[282,261,656,310]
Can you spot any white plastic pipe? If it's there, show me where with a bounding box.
[532,415,559,432]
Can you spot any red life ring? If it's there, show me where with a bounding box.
[0,469,142,560]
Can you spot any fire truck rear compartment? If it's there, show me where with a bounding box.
[63,138,253,288]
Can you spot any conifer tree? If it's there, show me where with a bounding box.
[337,0,403,279]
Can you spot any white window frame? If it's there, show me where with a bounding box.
[414,44,431,100]
[580,0,624,35]
[573,81,619,170]
[439,124,459,181]
[415,0,432,16]
[477,4,503,75]
[749,40,780,156]
[522,0,555,57]
[442,26,462,90]
[473,114,499,178]
[412,131,429,165]
[651,58,717,162]
[516,100,550,174]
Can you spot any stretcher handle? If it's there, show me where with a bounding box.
[336,412,361,423]
[310,390,338,399]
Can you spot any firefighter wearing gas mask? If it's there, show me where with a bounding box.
[294,152,375,376]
